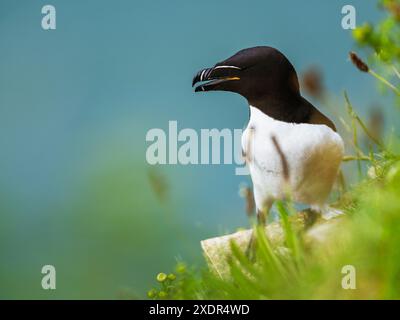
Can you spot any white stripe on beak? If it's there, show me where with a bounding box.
[200,69,206,81]
[213,65,241,70]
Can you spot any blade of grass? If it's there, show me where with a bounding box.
[275,200,303,270]
[369,69,400,97]
[344,91,385,150]
[342,155,372,162]
[254,225,289,282]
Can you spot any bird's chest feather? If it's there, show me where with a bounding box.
[242,106,344,200]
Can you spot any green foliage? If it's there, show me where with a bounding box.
[149,149,400,299]
[352,1,400,99]
[353,1,400,63]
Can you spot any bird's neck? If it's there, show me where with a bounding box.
[248,94,312,124]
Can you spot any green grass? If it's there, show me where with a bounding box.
[147,149,400,299]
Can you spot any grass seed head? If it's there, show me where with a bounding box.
[349,52,369,72]
[156,272,167,283]
[167,273,176,281]
[301,66,324,98]
[147,289,158,299]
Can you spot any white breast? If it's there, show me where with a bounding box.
[242,106,344,210]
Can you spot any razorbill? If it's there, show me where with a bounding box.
[192,46,344,222]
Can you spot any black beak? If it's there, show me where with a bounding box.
[192,65,241,92]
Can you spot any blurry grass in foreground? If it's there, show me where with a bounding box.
[148,151,400,299]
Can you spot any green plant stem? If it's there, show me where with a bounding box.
[355,115,384,149]
[342,155,371,162]
[344,92,385,150]
[353,118,362,177]
[392,65,400,81]
[369,69,400,96]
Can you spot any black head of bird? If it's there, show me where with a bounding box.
[192,46,335,130]
[193,47,298,103]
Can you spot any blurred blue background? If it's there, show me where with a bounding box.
[0,0,384,298]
